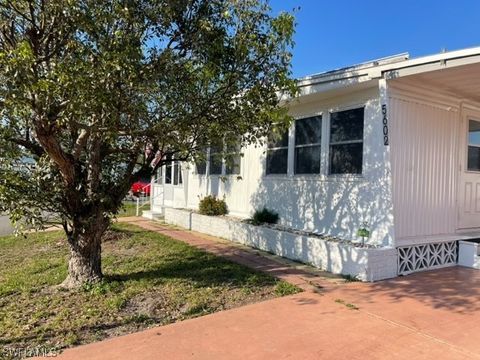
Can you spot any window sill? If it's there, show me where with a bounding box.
[325,174,365,182]
[262,174,366,183]
[202,174,243,178]
[264,174,289,179]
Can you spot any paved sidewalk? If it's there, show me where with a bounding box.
[38,218,480,359]
[51,268,480,360]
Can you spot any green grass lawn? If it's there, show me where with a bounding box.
[118,201,150,217]
[0,223,300,353]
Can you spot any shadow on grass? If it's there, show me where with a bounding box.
[105,254,278,288]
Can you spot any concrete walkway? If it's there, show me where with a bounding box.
[47,219,480,359]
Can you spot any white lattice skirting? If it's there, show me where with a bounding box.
[397,241,458,275]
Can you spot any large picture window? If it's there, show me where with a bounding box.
[294,116,322,174]
[468,119,480,171]
[266,128,288,175]
[329,108,364,174]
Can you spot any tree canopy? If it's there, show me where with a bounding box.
[0,0,295,286]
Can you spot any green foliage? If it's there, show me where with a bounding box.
[0,0,296,231]
[82,280,122,296]
[251,207,279,225]
[0,0,296,284]
[198,195,228,216]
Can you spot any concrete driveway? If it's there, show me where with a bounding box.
[51,267,480,360]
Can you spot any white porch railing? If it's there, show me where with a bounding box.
[135,176,163,216]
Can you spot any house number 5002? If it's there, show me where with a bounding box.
[382,104,389,146]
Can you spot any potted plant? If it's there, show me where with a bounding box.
[357,222,370,247]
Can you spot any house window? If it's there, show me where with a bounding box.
[329,107,364,174]
[165,155,172,184]
[294,116,322,174]
[173,161,183,185]
[196,159,207,175]
[195,150,207,175]
[266,129,288,175]
[225,143,241,175]
[164,156,183,185]
[209,145,223,175]
[467,120,480,171]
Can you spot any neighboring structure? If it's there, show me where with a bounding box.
[145,47,480,279]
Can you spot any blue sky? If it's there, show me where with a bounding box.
[270,0,480,78]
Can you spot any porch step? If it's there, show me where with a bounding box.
[141,210,164,221]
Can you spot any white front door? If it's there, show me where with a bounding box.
[458,110,480,229]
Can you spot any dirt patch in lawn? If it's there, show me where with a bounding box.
[0,224,300,356]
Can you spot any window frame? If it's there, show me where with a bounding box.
[172,160,183,186]
[265,127,290,176]
[193,142,243,178]
[162,156,184,187]
[208,144,224,176]
[194,149,208,176]
[466,118,480,173]
[327,106,365,176]
[224,142,242,176]
[164,155,173,184]
[293,115,323,175]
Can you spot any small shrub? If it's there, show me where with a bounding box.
[198,195,228,216]
[251,207,279,225]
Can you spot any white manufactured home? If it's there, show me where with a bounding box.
[145,47,480,280]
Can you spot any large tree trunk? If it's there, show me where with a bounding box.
[61,218,108,288]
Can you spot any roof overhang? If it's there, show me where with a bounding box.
[292,46,480,101]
